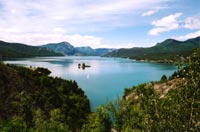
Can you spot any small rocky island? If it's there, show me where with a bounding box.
[78,63,91,69]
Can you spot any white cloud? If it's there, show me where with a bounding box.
[173,30,200,40]
[142,10,158,16]
[148,13,182,35]
[184,17,200,30]
[0,0,169,34]
[142,6,168,17]
[170,16,200,41]
[52,28,67,34]
[0,0,170,48]
[112,42,136,49]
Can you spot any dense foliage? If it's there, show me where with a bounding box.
[0,40,62,60]
[81,106,112,132]
[82,48,200,131]
[0,64,90,131]
[105,36,200,63]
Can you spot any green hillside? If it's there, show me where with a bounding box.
[0,40,62,60]
[105,36,200,62]
[0,63,90,131]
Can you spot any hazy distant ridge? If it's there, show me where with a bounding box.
[41,42,115,56]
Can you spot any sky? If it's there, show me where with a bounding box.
[0,0,200,48]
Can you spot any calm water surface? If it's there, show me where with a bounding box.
[6,56,177,110]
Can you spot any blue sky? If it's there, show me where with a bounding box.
[0,0,200,48]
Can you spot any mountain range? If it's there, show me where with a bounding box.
[105,36,200,62]
[41,42,115,56]
[0,40,62,60]
[0,36,200,61]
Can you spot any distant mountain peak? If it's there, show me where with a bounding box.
[59,41,72,45]
[41,42,113,56]
[41,41,75,55]
[156,39,180,46]
[164,39,178,43]
[56,42,74,48]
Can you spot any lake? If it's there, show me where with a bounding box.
[5,56,177,110]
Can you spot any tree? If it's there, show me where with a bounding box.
[81,106,112,132]
[0,63,90,131]
[160,75,167,82]
[0,117,27,132]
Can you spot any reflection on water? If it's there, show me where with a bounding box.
[5,56,177,110]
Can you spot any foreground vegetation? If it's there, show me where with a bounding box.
[0,64,90,131]
[82,48,200,132]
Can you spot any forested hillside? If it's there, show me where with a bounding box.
[81,48,200,132]
[105,36,200,63]
[0,63,90,131]
[0,40,62,60]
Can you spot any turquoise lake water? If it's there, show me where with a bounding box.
[6,56,177,110]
